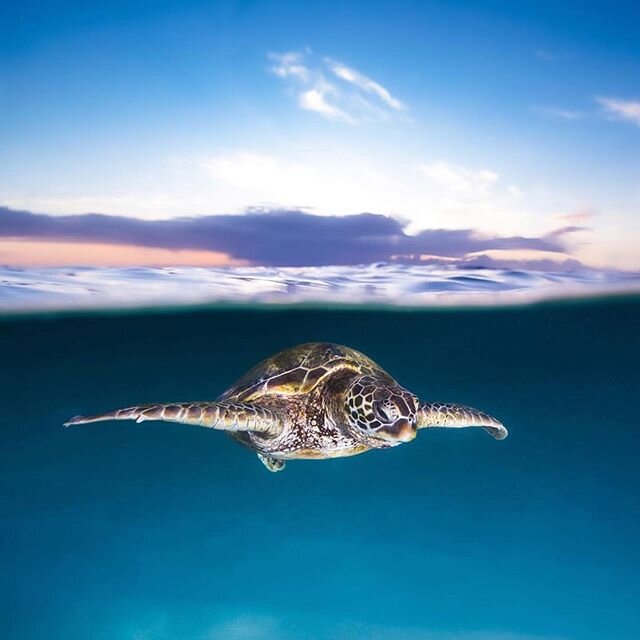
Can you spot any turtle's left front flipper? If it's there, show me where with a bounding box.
[417,402,508,440]
[64,402,283,437]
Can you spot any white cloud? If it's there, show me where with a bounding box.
[8,149,595,259]
[268,50,406,124]
[204,151,318,200]
[268,52,309,81]
[197,150,550,238]
[407,161,536,235]
[298,80,355,123]
[596,96,640,126]
[419,161,499,196]
[326,59,405,110]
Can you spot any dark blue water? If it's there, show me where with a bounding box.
[2,299,639,639]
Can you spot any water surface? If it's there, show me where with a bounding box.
[2,264,639,312]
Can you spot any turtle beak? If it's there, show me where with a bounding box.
[376,418,417,443]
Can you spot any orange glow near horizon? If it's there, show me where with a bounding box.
[0,237,625,270]
[0,238,249,267]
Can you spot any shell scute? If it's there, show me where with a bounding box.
[218,342,388,403]
[302,366,328,390]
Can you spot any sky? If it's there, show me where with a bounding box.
[1,0,639,268]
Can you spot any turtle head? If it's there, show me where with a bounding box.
[345,375,419,444]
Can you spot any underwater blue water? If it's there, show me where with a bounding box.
[1,296,639,639]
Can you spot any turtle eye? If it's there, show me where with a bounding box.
[374,403,393,423]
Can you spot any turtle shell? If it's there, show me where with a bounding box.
[218,342,391,403]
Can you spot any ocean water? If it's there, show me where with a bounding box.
[2,264,640,312]
[2,292,640,639]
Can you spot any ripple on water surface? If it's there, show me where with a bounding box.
[0,263,639,313]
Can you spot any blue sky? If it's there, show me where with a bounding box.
[1,0,639,268]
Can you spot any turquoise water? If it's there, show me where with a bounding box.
[2,298,639,639]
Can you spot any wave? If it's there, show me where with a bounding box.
[1,264,639,313]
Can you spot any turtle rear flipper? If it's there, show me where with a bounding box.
[417,402,508,440]
[257,453,286,472]
[64,402,284,437]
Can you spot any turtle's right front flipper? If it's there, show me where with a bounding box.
[417,402,507,440]
[64,402,283,437]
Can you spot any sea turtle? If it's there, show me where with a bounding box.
[65,342,507,472]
